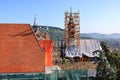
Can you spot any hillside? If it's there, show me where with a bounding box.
[33,25,93,40]
[32,25,120,41]
[81,33,120,40]
[34,25,64,40]
[32,25,120,52]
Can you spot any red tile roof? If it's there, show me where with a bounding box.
[0,24,45,73]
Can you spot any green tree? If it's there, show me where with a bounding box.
[93,41,120,80]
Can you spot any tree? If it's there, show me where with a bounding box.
[93,41,120,80]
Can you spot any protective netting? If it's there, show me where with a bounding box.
[0,70,96,80]
[45,69,96,80]
[0,73,45,80]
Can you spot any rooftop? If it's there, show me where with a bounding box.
[0,24,45,73]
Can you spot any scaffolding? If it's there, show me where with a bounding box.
[64,8,81,57]
[64,8,80,47]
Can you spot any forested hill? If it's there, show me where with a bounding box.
[32,25,120,41]
[32,25,93,40]
[32,25,120,51]
[34,25,64,40]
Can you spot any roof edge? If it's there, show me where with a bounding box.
[29,24,45,53]
[0,23,30,25]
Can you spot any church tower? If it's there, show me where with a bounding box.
[64,8,81,57]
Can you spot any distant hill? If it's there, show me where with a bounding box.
[35,25,94,40]
[81,33,120,40]
[32,25,120,52]
[32,25,120,40]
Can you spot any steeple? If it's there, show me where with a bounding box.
[45,27,50,40]
[47,26,49,32]
[33,14,37,26]
[70,7,72,17]
[68,7,74,27]
[69,7,73,22]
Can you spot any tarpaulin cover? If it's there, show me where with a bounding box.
[65,40,101,57]
[80,40,101,57]
[40,40,53,66]
[65,45,81,57]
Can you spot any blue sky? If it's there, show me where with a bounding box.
[0,0,120,34]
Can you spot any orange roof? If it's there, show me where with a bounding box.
[0,24,45,73]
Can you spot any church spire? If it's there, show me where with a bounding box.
[70,7,72,17]
[69,7,74,24]
[70,7,73,21]
[47,26,49,32]
[33,14,37,26]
